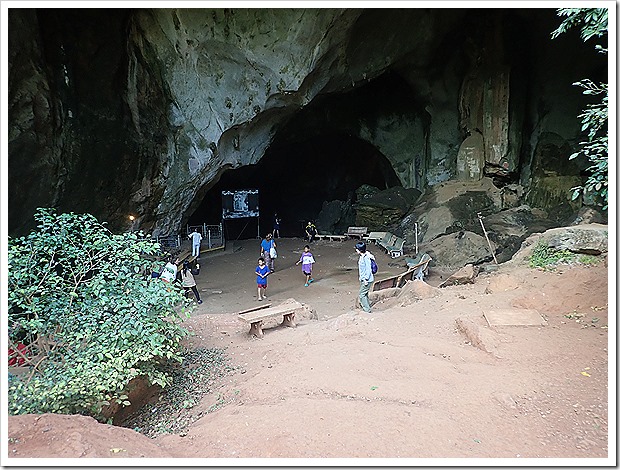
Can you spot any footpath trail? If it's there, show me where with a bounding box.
[7,238,610,461]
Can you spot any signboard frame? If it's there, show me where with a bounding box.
[221,189,260,238]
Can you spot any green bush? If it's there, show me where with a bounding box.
[8,208,193,419]
[528,241,575,269]
[552,8,608,210]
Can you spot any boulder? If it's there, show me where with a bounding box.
[316,200,355,234]
[525,175,582,222]
[403,178,504,245]
[482,205,556,263]
[542,224,608,255]
[509,223,609,264]
[413,206,455,244]
[354,186,421,229]
[439,264,480,287]
[569,207,606,226]
[424,231,493,268]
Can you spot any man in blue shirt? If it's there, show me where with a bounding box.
[260,233,277,272]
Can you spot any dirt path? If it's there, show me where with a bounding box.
[7,238,610,461]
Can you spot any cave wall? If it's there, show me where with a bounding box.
[8,9,170,234]
[7,7,604,236]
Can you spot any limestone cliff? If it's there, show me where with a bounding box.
[8,8,603,236]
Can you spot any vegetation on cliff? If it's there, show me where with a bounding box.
[553,8,609,209]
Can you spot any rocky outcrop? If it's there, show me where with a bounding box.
[438,264,480,287]
[482,205,556,263]
[424,231,493,269]
[354,185,421,230]
[508,223,609,266]
[542,224,608,255]
[316,200,356,235]
[401,178,503,245]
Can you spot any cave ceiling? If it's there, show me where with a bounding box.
[7,7,604,236]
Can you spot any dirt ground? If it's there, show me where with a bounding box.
[7,237,611,463]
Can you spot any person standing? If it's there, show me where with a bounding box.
[189,229,202,258]
[296,244,315,287]
[260,233,277,272]
[255,257,270,301]
[272,213,281,238]
[355,242,374,313]
[180,260,203,304]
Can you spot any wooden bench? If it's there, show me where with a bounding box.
[372,268,414,292]
[405,253,432,281]
[345,226,368,239]
[371,257,431,292]
[376,232,395,250]
[372,273,400,291]
[314,234,347,242]
[237,299,303,338]
[375,232,405,258]
[396,268,416,286]
[364,231,388,245]
[385,236,405,258]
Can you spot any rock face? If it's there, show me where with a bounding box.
[316,200,356,235]
[8,8,605,236]
[425,231,493,269]
[542,224,608,255]
[508,223,609,265]
[354,186,421,230]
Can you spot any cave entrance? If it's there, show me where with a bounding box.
[188,133,399,239]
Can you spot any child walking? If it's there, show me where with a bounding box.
[255,256,270,301]
[295,245,315,287]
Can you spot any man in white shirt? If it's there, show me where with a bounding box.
[189,229,202,257]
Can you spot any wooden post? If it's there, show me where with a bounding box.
[477,212,498,265]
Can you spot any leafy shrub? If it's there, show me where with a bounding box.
[8,208,193,419]
[528,241,575,269]
[552,8,608,210]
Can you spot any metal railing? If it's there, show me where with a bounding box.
[153,234,182,249]
[152,223,225,251]
[186,223,224,249]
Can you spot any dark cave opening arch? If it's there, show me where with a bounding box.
[187,133,400,239]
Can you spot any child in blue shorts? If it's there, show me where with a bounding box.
[255,257,270,300]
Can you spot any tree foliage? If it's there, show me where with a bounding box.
[552,8,609,210]
[8,208,193,419]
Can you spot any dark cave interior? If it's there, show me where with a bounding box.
[187,73,412,240]
[187,133,399,240]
